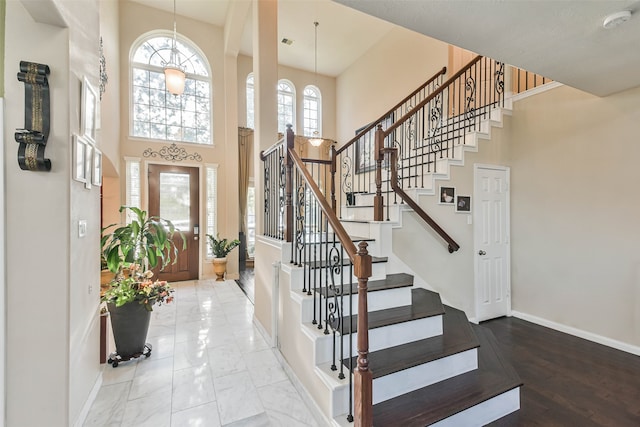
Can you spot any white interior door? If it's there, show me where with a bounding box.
[474,164,511,322]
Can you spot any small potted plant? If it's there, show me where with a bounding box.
[207,234,240,281]
[101,206,184,366]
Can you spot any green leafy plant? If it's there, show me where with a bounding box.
[207,234,240,258]
[102,206,185,274]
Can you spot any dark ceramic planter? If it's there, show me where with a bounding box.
[107,302,151,358]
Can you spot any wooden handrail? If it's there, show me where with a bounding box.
[378,129,460,253]
[336,66,447,156]
[383,55,482,138]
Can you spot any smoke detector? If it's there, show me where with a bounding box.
[603,10,632,29]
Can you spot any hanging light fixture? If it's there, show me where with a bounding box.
[308,21,324,147]
[163,0,186,96]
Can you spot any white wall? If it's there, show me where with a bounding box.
[508,85,640,347]
[4,0,102,425]
[336,27,448,144]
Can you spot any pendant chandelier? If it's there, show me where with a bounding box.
[308,21,324,147]
[163,0,186,96]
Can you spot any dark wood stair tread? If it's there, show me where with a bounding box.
[342,288,444,333]
[346,305,479,379]
[320,273,414,298]
[372,324,522,427]
[305,256,387,269]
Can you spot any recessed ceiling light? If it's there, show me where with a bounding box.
[603,10,632,29]
[281,38,294,45]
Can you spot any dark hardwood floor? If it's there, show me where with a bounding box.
[484,316,640,427]
[236,267,254,303]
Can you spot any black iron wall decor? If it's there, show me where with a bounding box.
[99,37,108,100]
[15,61,51,171]
[142,142,202,162]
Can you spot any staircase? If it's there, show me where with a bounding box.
[340,104,513,225]
[282,219,521,426]
[260,56,556,425]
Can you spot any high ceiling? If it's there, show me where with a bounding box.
[129,0,394,77]
[131,0,640,96]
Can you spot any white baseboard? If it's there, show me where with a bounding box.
[73,371,103,427]
[511,311,640,356]
[272,348,333,427]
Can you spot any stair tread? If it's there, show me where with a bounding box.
[342,288,443,333]
[372,324,522,427]
[319,272,414,298]
[305,256,387,269]
[346,305,479,379]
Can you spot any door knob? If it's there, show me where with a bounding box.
[478,250,486,256]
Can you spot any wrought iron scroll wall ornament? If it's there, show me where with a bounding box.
[142,142,202,162]
[15,61,51,171]
[99,37,108,100]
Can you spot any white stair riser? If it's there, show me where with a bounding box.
[340,221,372,239]
[314,315,444,365]
[431,387,520,427]
[299,286,412,323]
[373,348,478,404]
[342,205,403,222]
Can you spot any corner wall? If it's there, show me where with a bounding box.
[4,0,102,425]
[508,85,640,347]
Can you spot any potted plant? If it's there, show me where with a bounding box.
[207,234,240,281]
[101,206,184,367]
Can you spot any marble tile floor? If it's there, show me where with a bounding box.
[85,279,319,427]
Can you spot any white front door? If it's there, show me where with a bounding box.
[474,164,511,322]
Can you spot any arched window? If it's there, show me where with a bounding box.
[277,80,295,133]
[246,73,254,129]
[303,85,321,137]
[130,32,212,145]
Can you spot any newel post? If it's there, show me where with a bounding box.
[353,241,373,426]
[284,125,294,243]
[373,125,384,221]
[330,144,337,214]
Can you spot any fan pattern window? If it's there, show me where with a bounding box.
[131,34,212,144]
[246,74,254,129]
[277,80,295,133]
[303,85,321,137]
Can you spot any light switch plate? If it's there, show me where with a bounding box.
[78,220,87,237]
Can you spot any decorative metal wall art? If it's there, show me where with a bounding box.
[142,142,202,162]
[15,61,51,171]
[99,37,108,100]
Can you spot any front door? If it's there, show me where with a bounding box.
[148,164,199,282]
[474,164,511,322]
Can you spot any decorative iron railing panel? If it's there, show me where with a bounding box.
[260,140,286,240]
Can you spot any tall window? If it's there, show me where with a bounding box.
[206,165,218,258]
[246,74,254,129]
[125,158,141,224]
[246,180,255,258]
[303,85,321,137]
[277,80,295,133]
[130,32,212,144]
